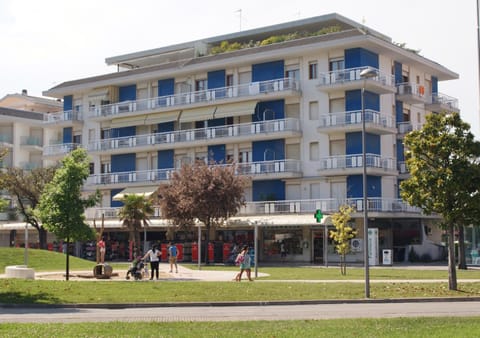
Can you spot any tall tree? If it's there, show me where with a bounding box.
[329,205,357,275]
[118,194,154,257]
[400,112,480,290]
[37,148,99,280]
[158,161,247,264]
[0,167,56,249]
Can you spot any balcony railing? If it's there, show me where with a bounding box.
[319,154,396,171]
[43,109,83,124]
[318,66,395,88]
[426,92,459,111]
[397,122,424,135]
[0,134,13,144]
[88,118,300,152]
[20,162,42,170]
[85,197,422,220]
[396,82,426,98]
[397,161,408,174]
[86,160,302,186]
[20,136,43,147]
[318,109,394,129]
[43,143,82,156]
[87,77,300,119]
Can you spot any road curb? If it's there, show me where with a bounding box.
[3,296,480,309]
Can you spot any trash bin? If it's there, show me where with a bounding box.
[382,249,392,265]
[93,263,113,279]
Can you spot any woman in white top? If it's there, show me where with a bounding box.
[143,245,161,280]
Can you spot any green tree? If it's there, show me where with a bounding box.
[329,205,357,275]
[0,167,56,249]
[400,112,480,290]
[118,194,154,257]
[158,161,247,264]
[37,148,99,280]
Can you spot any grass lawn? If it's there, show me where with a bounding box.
[1,317,480,337]
[2,247,480,305]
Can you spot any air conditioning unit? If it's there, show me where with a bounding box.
[350,238,363,252]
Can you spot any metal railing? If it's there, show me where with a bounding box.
[86,159,302,186]
[43,143,82,156]
[318,109,394,129]
[319,153,396,171]
[88,118,300,152]
[427,92,459,110]
[20,136,43,147]
[318,66,395,88]
[43,109,83,124]
[396,82,426,98]
[85,197,422,220]
[87,77,300,119]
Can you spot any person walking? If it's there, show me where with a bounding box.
[235,245,253,282]
[168,242,178,273]
[143,244,161,280]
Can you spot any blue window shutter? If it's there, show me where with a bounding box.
[158,150,174,169]
[119,85,136,101]
[207,70,225,89]
[158,79,174,96]
[63,95,73,111]
[252,60,284,82]
[252,180,285,201]
[345,48,378,69]
[111,154,136,173]
[63,127,72,144]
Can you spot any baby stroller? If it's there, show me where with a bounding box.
[126,256,145,280]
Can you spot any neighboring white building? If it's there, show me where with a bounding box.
[0,93,62,247]
[7,13,461,263]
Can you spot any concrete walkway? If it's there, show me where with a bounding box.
[4,263,479,283]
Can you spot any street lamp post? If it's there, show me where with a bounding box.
[360,66,378,298]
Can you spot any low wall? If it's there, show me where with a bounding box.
[5,265,35,279]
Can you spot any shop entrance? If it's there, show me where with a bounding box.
[313,232,324,264]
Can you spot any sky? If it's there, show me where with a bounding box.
[1,0,479,136]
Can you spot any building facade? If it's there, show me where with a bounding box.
[8,13,463,264]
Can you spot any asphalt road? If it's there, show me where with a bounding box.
[2,301,480,323]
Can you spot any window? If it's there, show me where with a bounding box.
[309,101,319,120]
[309,142,319,161]
[101,129,111,140]
[101,163,111,174]
[239,150,251,163]
[195,79,207,92]
[89,163,94,175]
[73,134,82,144]
[308,62,318,79]
[226,74,234,87]
[329,58,344,72]
[403,108,411,122]
[285,69,300,81]
[329,98,345,113]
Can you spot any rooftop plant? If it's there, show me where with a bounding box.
[210,25,342,55]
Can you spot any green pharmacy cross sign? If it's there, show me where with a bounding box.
[314,209,323,223]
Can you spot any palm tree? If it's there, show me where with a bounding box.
[118,194,154,257]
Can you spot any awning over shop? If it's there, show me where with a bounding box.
[112,186,158,201]
[226,214,333,227]
[212,100,258,119]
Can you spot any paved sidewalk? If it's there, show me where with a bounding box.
[3,263,478,283]
[29,263,267,282]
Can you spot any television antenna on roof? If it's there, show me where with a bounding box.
[236,9,242,31]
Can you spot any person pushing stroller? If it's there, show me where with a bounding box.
[125,256,145,280]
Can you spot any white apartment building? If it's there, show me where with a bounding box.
[35,13,460,264]
[0,92,62,246]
